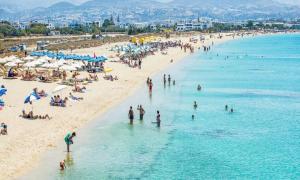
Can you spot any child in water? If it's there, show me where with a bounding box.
[60,160,66,170]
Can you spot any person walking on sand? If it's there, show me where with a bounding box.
[64,132,76,152]
[128,106,134,124]
[138,59,142,69]
[137,105,145,120]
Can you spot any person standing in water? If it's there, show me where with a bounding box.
[194,101,198,109]
[173,80,176,86]
[149,79,153,92]
[197,85,202,91]
[168,75,171,85]
[128,106,134,124]
[156,111,161,128]
[230,108,234,113]
[64,132,76,152]
[163,74,166,86]
[60,160,66,171]
[225,105,228,111]
[146,77,150,86]
[137,105,145,120]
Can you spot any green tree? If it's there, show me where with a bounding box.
[246,21,254,29]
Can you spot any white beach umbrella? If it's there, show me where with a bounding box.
[6,56,17,61]
[60,65,77,71]
[12,59,24,64]
[23,56,35,61]
[0,58,8,64]
[48,63,60,69]
[4,61,18,67]
[24,61,40,68]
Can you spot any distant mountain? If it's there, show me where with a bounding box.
[170,0,281,8]
[0,0,299,22]
[81,0,164,8]
[48,2,77,11]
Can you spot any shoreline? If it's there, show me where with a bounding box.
[0,31,272,179]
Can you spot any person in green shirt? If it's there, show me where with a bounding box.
[64,132,76,152]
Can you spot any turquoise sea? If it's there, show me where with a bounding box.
[24,34,300,179]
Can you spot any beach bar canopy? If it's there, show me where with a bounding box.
[30,51,107,62]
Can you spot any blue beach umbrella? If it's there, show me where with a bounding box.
[0,88,7,97]
[24,93,40,104]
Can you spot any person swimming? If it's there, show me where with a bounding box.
[192,114,195,120]
[128,106,134,124]
[230,108,234,113]
[194,101,198,109]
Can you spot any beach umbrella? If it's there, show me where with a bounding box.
[24,62,37,68]
[0,88,7,97]
[60,65,77,71]
[24,93,40,104]
[52,85,67,93]
[0,58,8,64]
[23,56,35,61]
[4,62,18,67]
[12,59,24,64]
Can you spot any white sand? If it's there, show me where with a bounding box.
[0,32,251,179]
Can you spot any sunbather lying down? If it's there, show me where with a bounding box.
[89,74,99,81]
[33,88,47,97]
[73,83,86,93]
[103,75,118,81]
[69,93,83,101]
[21,110,51,120]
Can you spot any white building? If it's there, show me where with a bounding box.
[176,21,212,31]
[46,23,55,30]
[132,22,148,29]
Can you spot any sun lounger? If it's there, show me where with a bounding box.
[3,77,18,80]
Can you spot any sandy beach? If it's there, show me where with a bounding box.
[0,32,253,179]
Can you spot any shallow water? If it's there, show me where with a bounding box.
[24,34,300,179]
